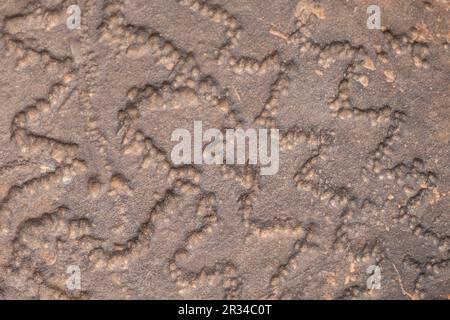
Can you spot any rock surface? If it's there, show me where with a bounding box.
[0,0,449,299]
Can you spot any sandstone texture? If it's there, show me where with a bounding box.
[0,0,449,299]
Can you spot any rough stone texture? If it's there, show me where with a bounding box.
[0,0,449,300]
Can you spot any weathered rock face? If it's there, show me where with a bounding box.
[0,0,448,300]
